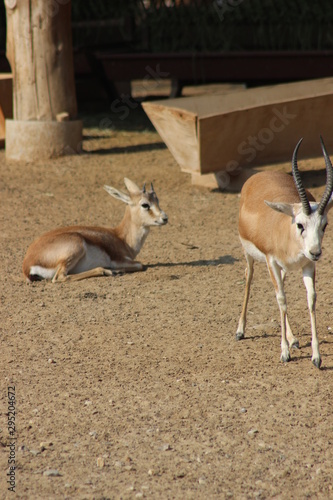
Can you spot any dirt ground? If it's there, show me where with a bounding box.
[1,103,333,500]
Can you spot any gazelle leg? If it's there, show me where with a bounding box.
[66,261,144,281]
[286,315,299,349]
[281,270,299,349]
[58,267,115,282]
[110,261,144,273]
[266,259,290,362]
[236,253,254,340]
[54,260,144,283]
[52,247,86,283]
[303,263,321,368]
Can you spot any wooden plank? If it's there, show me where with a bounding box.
[148,77,333,116]
[142,102,199,171]
[198,94,333,174]
[3,48,333,100]
[95,51,333,84]
[143,78,333,176]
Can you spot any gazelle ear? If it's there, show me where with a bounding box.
[104,185,131,204]
[265,200,294,217]
[124,178,142,195]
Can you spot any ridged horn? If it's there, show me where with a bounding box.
[150,182,154,193]
[142,183,146,193]
[292,138,311,215]
[317,136,333,215]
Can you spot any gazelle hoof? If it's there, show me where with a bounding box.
[235,331,244,341]
[312,357,322,369]
[103,269,114,276]
[290,340,300,349]
[280,352,291,363]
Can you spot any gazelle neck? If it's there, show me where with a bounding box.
[115,206,150,257]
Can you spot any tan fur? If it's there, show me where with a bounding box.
[22,225,134,277]
[22,179,168,283]
[236,168,330,368]
[239,171,315,264]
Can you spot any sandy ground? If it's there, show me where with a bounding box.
[1,104,333,499]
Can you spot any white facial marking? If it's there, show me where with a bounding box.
[138,192,168,226]
[294,204,327,261]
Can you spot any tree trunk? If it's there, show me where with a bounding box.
[4,0,82,160]
[5,0,77,120]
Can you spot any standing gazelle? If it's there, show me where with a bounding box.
[236,137,333,368]
[23,178,168,283]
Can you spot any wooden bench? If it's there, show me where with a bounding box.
[143,77,333,188]
[93,50,333,97]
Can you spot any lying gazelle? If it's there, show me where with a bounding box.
[236,137,333,368]
[23,178,168,283]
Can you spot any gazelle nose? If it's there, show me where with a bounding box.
[310,250,322,260]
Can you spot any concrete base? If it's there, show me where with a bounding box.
[5,119,83,161]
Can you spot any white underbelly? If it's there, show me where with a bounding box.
[240,236,308,271]
[71,242,113,274]
[240,237,266,263]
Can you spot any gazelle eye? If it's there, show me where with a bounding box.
[297,223,304,233]
[141,203,150,210]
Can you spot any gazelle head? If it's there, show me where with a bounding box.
[265,137,333,262]
[104,178,168,227]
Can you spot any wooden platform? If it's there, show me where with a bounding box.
[94,51,333,97]
[0,73,13,148]
[142,78,333,189]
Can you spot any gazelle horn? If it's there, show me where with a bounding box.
[292,138,311,215]
[317,136,333,215]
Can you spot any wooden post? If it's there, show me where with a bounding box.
[0,74,13,148]
[4,0,82,160]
